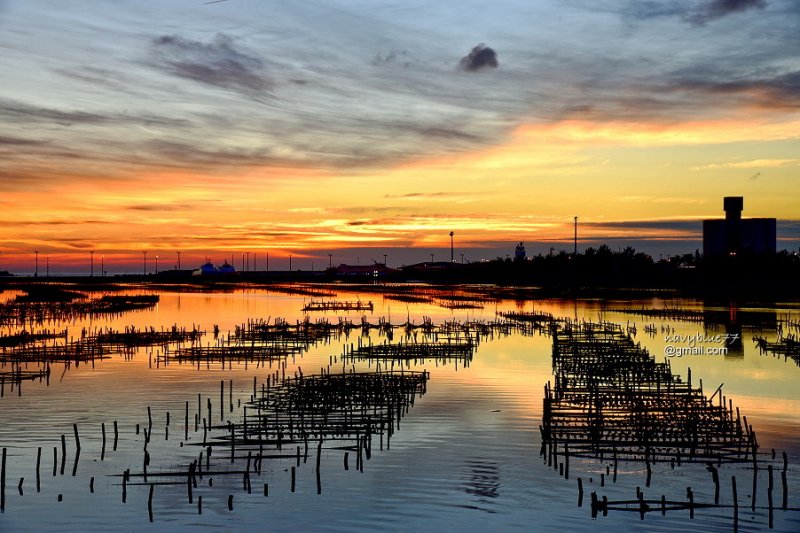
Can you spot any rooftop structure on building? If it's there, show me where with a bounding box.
[703,196,776,258]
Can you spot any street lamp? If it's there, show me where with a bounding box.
[90,250,95,277]
[383,254,387,267]
[289,254,292,271]
[460,253,464,264]
[328,253,332,269]
[176,251,181,270]
[450,231,454,262]
[143,251,147,275]
[46,255,50,277]
[155,255,159,273]
[574,216,578,255]
[35,250,39,278]
[101,255,105,277]
[430,253,435,263]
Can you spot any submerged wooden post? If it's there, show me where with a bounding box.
[35,447,41,492]
[1,448,6,512]
[73,424,81,453]
[783,451,789,510]
[60,435,66,476]
[768,464,774,529]
[732,476,739,531]
[148,484,154,522]
[316,440,322,494]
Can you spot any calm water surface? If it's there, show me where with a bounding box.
[1,286,799,532]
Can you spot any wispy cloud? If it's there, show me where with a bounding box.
[150,33,271,93]
[686,0,768,25]
[692,158,798,170]
[626,0,769,25]
[383,191,480,203]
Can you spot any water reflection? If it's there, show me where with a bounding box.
[0,286,798,531]
[460,458,500,513]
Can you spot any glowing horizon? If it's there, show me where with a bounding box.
[1,1,798,272]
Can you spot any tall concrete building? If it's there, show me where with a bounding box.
[703,196,776,257]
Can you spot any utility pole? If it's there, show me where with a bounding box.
[289,254,292,271]
[35,250,39,278]
[46,255,50,277]
[574,216,578,255]
[328,253,333,269]
[450,231,454,262]
[143,251,147,275]
[176,251,181,270]
[101,255,104,276]
[383,254,387,267]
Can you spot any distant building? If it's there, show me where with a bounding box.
[703,196,776,258]
[193,260,236,275]
[331,263,394,278]
[514,242,526,261]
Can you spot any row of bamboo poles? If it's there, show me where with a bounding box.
[0,294,159,328]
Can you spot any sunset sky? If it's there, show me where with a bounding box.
[1,0,799,273]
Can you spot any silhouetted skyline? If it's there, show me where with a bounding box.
[1,1,798,272]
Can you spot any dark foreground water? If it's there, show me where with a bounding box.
[1,286,799,532]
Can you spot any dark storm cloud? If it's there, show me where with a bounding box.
[458,44,498,72]
[151,33,270,92]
